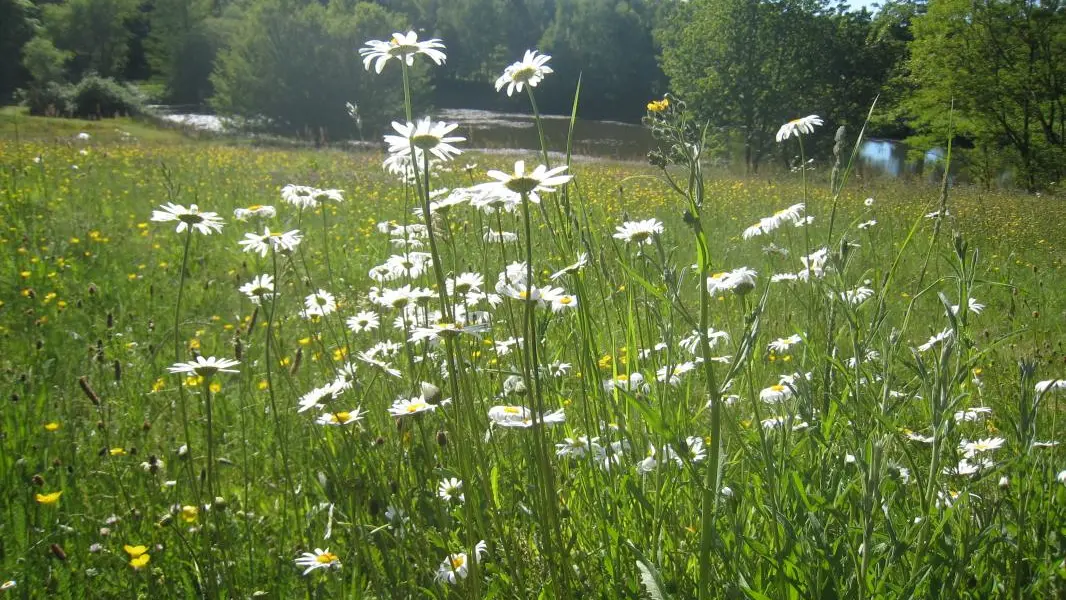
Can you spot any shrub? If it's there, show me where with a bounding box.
[20,81,75,117]
[71,74,144,118]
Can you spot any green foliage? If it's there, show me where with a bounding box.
[210,0,417,139]
[21,35,71,87]
[19,81,75,117]
[906,0,1066,191]
[539,0,664,121]
[0,0,38,100]
[41,0,142,80]
[70,74,145,118]
[147,0,220,104]
[658,0,898,171]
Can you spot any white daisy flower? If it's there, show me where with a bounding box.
[917,328,953,352]
[447,272,484,295]
[233,204,276,221]
[857,219,877,230]
[294,548,341,575]
[776,115,823,142]
[304,290,337,317]
[151,203,224,235]
[759,384,793,403]
[1035,379,1066,393]
[555,436,604,459]
[768,334,803,353]
[360,31,447,73]
[238,228,302,256]
[384,118,465,163]
[488,405,565,428]
[168,356,239,377]
[950,298,985,315]
[960,437,1005,458]
[346,311,380,333]
[484,229,519,243]
[840,286,874,306]
[239,274,275,305]
[612,218,664,246]
[298,380,348,413]
[280,184,318,209]
[706,267,757,296]
[434,540,487,584]
[550,253,589,280]
[656,361,696,386]
[437,478,464,503]
[953,407,992,423]
[495,50,553,96]
[480,160,571,202]
[315,408,365,426]
[388,397,437,418]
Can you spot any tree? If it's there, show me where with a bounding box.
[0,0,37,101]
[210,0,421,139]
[41,0,143,80]
[539,0,664,121]
[147,0,220,103]
[907,0,1066,190]
[658,0,835,172]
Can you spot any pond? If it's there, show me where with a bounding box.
[155,106,945,180]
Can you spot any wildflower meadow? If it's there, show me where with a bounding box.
[3,33,1066,599]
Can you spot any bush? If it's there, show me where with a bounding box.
[20,81,75,117]
[70,75,144,118]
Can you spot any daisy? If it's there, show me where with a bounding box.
[315,408,365,426]
[904,430,935,444]
[280,184,318,208]
[384,118,465,162]
[304,290,337,317]
[447,272,484,295]
[776,115,824,142]
[233,204,276,221]
[1035,379,1066,393]
[799,248,829,280]
[961,437,1005,458]
[954,407,992,422]
[950,298,985,315]
[298,380,348,413]
[409,321,466,343]
[346,311,380,333]
[239,274,275,305]
[548,292,578,313]
[168,356,239,377]
[495,50,553,96]
[238,228,302,256]
[603,372,648,394]
[706,267,757,296]
[434,541,488,584]
[759,384,793,403]
[768,334,803,353]
[488,405,565,428]
[437,478,464,503]
[388,397,437,417]
[360,31,446,73]
[613,219,664,246]
[151,203,224,235]
[294,548,341,575]
[555,436,604,459]
[918,328,953,352]
[484,229,519,243]
[656,362,696,386]
[481,160,572,202]
[678,328,730,354]
[840,286,874,306]
[550,253,589,280]
[857,219,877,230]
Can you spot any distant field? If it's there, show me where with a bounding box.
[2,111,1065,598]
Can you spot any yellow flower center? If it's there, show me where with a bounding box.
[332,411,351,423]
[450,555,466,569]
[316,552,338,564]
[770,385,786,392]
[558,296,573,305]
[406,403,427,413]
[503,406,521,414]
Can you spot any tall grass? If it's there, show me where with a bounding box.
[1,45,1066,599]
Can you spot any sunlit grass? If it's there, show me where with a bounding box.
[1,112,1065,597]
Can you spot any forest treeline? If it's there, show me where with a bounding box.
[2,0,1065,189]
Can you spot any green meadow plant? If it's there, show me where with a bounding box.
[2,30,1066,600]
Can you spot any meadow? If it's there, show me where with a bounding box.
[2,65,1066,599]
